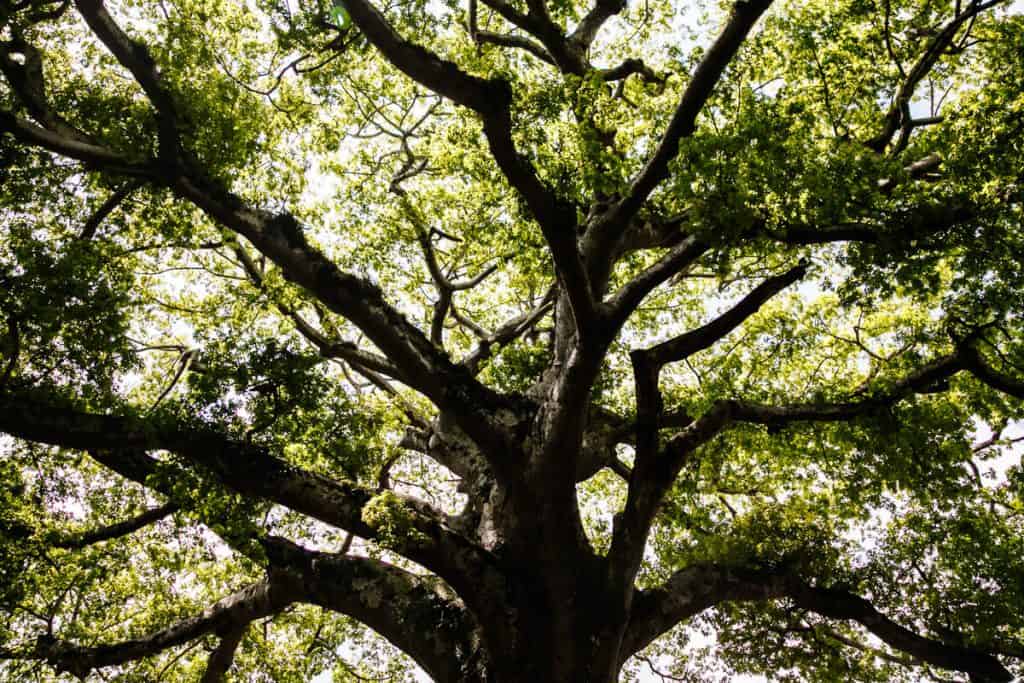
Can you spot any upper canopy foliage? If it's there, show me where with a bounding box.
[0,0,1023,680]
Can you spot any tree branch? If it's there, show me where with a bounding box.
[569,0,627,52]
[263,537,490,682]
[73,0,181,161]
[608,0,774,227]
[624,564,1014,681]
[867,0,1010,154]
[603,235,708,327]
[460,287,555,374]
[199,623,247,683]
[475,30,555,65]
[335,0,592,331]
[49,502,178,550]
[7,0,529,471]
[78,180,143,240]
[27,537,491,683]
[36,578,294,679]
[642,261,808,366]
[0,391,504,609]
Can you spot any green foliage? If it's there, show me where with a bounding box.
[1,0,1023,678]
[361,491,430,550]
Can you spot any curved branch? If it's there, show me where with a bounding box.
[0,391,504,610]
[604,235,708,326]
[335,0,591,331]
[569,0,627,51]
[339,0,506,115]
[624,564,1013,681]
[475,30,555,65]
[36,578,293,679]
[263,537,490,682]
[24,538,492,683]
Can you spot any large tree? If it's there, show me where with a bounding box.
[0,0,1022,680]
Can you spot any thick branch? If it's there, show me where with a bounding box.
[0,111,152,172]
[37,578,293,679]
[624,564,1013,681]
[74,0,181,160]
[199,624,247,683]
[569,0,626,51]
[0,392,503,607]
[30,539,490,683]
[38,0,530,471]
[340,0,506,114]
[264,537,489,682]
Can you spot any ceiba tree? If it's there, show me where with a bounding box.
[0,0,1022,680]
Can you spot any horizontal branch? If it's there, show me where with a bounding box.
[0,392,503,605]
[625,564,1013,681]
[0,110,153,173]
[37,578,293,679]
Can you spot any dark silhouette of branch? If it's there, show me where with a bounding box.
[867,0,1010,154]
[78,180,143,240]
[625,564,1013,681]
[50,503,178,549]
[199,623,247,683]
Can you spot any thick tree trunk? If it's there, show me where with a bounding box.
[455,471,630,683]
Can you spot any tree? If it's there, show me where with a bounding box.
[0,0,1022,679]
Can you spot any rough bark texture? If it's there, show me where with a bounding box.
[0,0,1020,680]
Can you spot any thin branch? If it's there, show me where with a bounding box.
[608,0,774,226]
[78,180,143,240]
[49,503,178,549]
